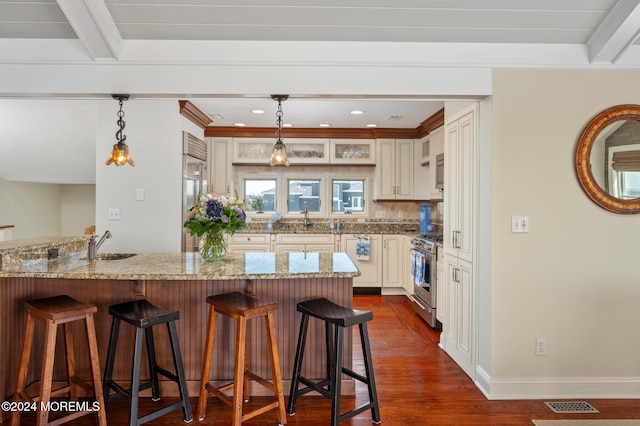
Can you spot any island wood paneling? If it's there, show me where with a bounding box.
[0,275,353,412]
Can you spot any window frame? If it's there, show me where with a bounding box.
[238,172,280,216]
[285,175,326,217]
[328,175,369,217]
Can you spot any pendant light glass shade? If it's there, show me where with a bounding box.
[106,142,135,167]
[270,140,290,166]
[106,94,135,167]
[270,95,290,167]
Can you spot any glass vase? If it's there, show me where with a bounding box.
[200,231,227,261]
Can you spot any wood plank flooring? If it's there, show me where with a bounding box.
[6,295,640,425]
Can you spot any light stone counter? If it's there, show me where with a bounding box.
[0,251,360,280]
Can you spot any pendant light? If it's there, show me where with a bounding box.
[105,94,135,167]
[270,94,290,166]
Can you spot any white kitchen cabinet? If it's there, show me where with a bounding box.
[382,235,404,288]
[233,138,330,164]
[442,102,477,381]
[413,137,430,200]
[428,126,444,200]
[375,139,414,200]
[275,233,335,253]
[330,139,375,164]
[227,233,272,253]
[208,137,232,194]
[339,234,382,288]
[443,108,475,263]
[442,255,474,378]
[402,235,414,294]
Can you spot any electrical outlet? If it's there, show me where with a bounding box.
[536,337,546,356]
[398,210,404,219]
[375,210,386,219]
[108,208,121,220]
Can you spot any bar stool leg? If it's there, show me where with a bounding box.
[231,316,247,426]
[330,326,344,426]
[84,313,108,426]
[144,326,161,401]
[359,322,381,423]
[197,304,217,420]
[12,311,35,426]
[63,323,78,401]
[103,317,120,404]
[37,320,58,426]
[265,310,287,424]
[287,313,309,415]
[167,320,193,422]
[129,327,144,426]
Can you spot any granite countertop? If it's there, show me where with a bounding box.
[0,251,360,280]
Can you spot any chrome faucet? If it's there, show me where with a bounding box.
[303,201,309,229]
[88,230,112,261]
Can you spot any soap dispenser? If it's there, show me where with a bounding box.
[329,218,335,230]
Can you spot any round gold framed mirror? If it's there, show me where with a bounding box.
[575,104,640,214]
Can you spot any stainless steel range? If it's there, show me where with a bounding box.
[409,234,442,330]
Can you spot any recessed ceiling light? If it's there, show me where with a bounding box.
[283,123,293,127]
[209,113,224,120]
[234,122,246,127]
[351,110,364,115]
[319,123,331,127]
[251,109,265,114]
[366,123,378,128]
[386,115,403,121]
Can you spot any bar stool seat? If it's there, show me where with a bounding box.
[12,295,107,426]
[197,291,287,426]
[102,299,192,425]
[287,297,381,426]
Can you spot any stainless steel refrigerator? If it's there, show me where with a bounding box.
[182,131,208,252]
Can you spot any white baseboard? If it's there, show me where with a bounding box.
[474,366,640,399]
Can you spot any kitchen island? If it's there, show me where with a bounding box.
[0,249,360,405]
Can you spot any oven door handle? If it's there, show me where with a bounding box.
[408,295,432,312]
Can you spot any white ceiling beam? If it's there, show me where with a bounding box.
[56,0,122,60]
[587,0,640,64]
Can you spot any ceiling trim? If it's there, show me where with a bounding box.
[204,126,419,139]
[179,101,212,129]
[587,0,640,64]
[56,0,122,60]
[415,108,445,138]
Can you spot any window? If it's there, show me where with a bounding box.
[287,179,321,213]
[332,179,365,212]
[244,179,277,212]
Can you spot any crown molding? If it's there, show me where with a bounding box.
[179,100,212,128]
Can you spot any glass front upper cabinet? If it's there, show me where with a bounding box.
[233,138,329,164]
[329,139,375,164]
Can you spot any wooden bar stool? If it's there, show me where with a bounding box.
[197,291,287,426]
[12,295,107,426]
[102,299,193,425]
[287,297,381,426]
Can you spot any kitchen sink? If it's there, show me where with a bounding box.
[95,253,137,261]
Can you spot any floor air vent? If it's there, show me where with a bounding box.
[545,401,599,413]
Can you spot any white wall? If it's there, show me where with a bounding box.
[487,69,640,398]
[96,100,184,253]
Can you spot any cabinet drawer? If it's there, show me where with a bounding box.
[275,234,334,245]
[228,234,271,244]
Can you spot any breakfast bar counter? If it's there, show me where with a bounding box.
[0,251,360,404]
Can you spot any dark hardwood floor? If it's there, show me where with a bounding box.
[6,295,640,425]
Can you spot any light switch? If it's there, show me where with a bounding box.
[136,188,144,201]
[108,209,121,220]
[511,215,529,233]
